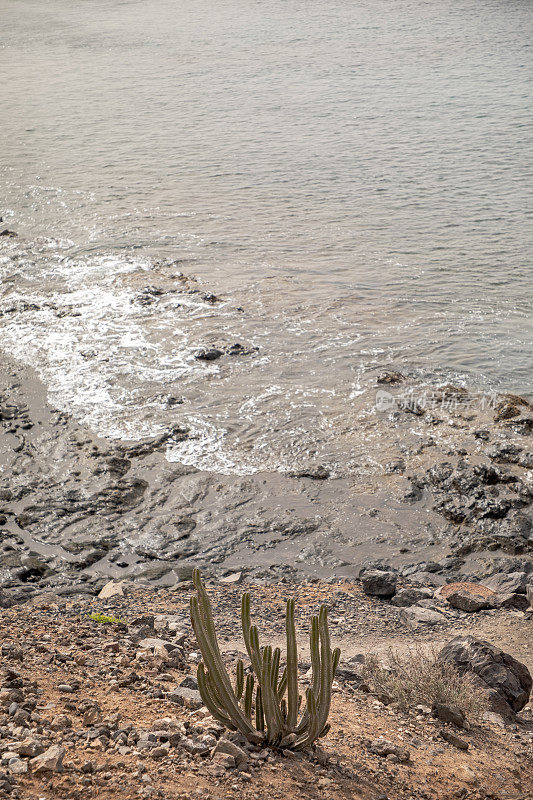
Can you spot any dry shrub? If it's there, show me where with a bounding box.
[363,645,489,723]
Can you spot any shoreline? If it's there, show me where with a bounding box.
[0,351,531,601]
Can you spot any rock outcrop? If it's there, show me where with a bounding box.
[439,635,532,717]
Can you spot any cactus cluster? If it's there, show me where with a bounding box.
[189,569,340,749]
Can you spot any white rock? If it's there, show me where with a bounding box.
[9,758,28,775]
[220,572,242,584]
[98,580,125,600]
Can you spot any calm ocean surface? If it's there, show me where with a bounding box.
[1,0,532,474]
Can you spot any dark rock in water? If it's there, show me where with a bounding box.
[361,569,397,598]
[166,395,184,407]
[132,286,167,306]
[402,401,425,416]
[494,395,531,423]
[481,571,530,595]
[503,415,533,435]
[289,465,330,480]
[202,292,219,303]
[195,348,223,361]
[0,229,17,237]
[439,635,532,715]
[434,384,469,402]
[485,443,523,465]
[376,371,404,385]
[391,587,433,607]
[119,426,188,457]
[432,702,466,728]
[226,342,258,356]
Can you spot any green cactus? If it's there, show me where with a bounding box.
[189,569,340,749]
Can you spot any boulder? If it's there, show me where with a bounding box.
[377,371,404,385]
[361,569,397,598]
[399,606,447,629]
[211,752,236,769]
[98,580,124,599]
[50,714,72,731]
[438,582,496,614]
[446,592,487,612]
[491,593,530,611]
[481,572,530,595]
[137,637,180,655]
[439,636,532,715]
[407,571,445,587]
[444,585,494,613]
[13,738,45,758]
[30,744,65,774]
[220,572,242,584]
[391,587,433,607]
[167,686,202,710]
[8,759,27,775]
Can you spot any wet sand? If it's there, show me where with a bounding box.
[0,353,531,600]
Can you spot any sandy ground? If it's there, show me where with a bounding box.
[0,580,531,800]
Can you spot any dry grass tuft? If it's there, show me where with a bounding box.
[363,645,489,723]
